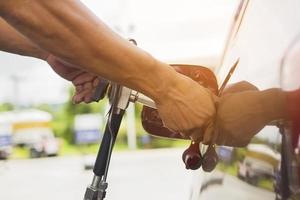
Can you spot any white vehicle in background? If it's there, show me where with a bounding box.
[12,109,59,158]
[0,112,13,159]
[237,144,280,185]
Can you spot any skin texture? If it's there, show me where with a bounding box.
[216,82,287,147]
[0,1,216,142]
[46,55,101,104]
[0,17,47,59]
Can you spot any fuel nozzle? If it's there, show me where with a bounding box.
[182,142,203,170]
[202,144,219,172]
[182,142,219,171]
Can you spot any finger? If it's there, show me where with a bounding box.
[72,94,82,104]
[75,79,98,94]
[75,85,83,92]
[72,94,83,104]
[83,92,94,103]
[72,89,92,104]
[72,73,96,86]
[83,81,93,90]
[93,78,100,87]
[74,79,103,103]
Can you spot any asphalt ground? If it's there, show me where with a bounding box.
[0,148,192,200]
[0,148,275,200]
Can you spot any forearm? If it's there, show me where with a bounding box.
[0,0,177,101]
[0,17,48,59]
[216,88,289,146]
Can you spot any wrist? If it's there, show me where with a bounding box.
[286,88,300,123]
[259,88,288,122]
[141,60,180,104]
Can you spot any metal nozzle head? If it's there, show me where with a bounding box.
[83,186,98,200]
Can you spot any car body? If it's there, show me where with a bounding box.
[190,0,300,200]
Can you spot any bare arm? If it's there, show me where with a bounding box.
[0,17,104,103]
[0,0,216,142]
[0,0,177,101]
[0,17,48,59]
[216,82,287,147]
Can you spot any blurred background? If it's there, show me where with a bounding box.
[1,0,298,200]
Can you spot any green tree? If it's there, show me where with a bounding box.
[0,102,14,112]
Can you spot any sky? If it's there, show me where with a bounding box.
[0,0,237,105]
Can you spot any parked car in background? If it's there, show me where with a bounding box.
[27,132,59,158]
[237,144,280,185]
[11,109,59,158]
[0,112,13,159]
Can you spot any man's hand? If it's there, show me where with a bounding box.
[46,55,100,104]
[156,73,216,143]
[215,81,286,147]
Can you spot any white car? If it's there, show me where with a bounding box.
[189,0,300,200]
